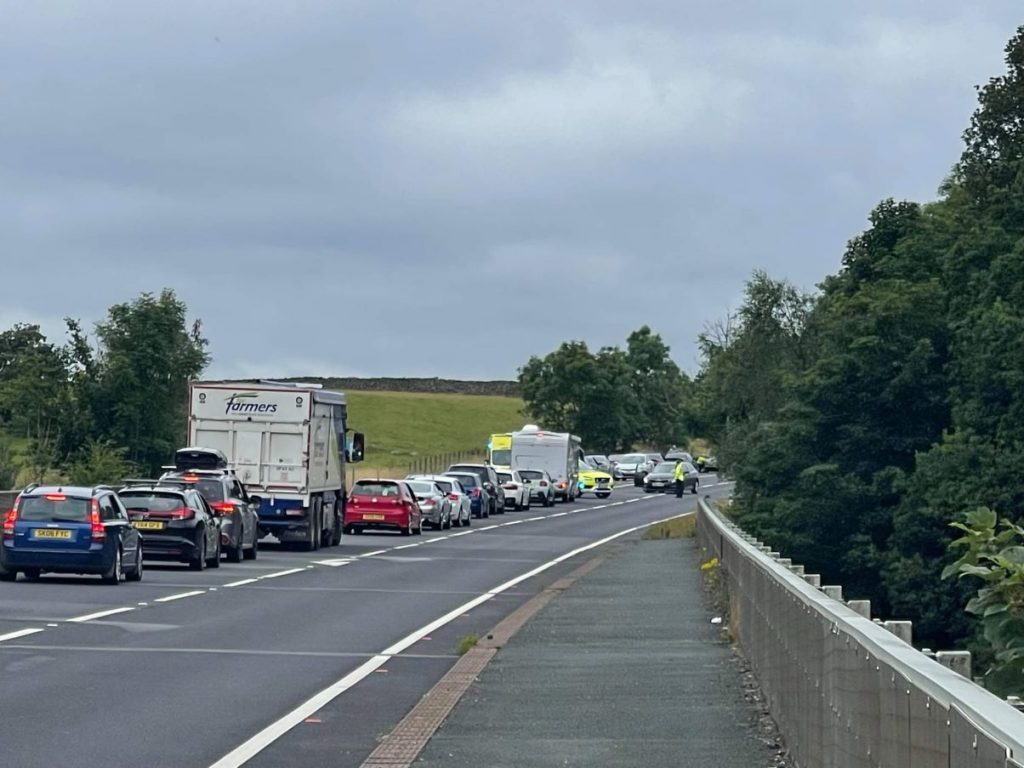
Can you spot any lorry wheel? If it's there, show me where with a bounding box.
[303,508,320,552]
[330,515,342,546]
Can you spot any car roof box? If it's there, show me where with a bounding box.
[174,446,228,471]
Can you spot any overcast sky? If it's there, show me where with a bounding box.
[2,2,1020,380]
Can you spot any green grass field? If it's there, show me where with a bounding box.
[346,390,526,470]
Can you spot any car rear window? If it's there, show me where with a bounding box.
[519,470,543,480]
[162,475,226,502]
[497,473,513,483]
[432,480,453,494]
[353,482,401,497]
[119,493,187,512]
[446,474,478,488]
[407,481,435,495]
[18,495,91,522]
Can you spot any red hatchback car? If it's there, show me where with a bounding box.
[345,480,423,536]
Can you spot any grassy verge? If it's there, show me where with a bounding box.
[642,515,696,540]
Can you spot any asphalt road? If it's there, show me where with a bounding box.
[0,476,733,768]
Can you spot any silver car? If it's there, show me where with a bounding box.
[407,474,471,527]
[611,453,654,485]
[404,479,452,530]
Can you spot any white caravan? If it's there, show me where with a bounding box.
[509,425,583,502]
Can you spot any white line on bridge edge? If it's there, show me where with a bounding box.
[67,607,136,623]
[206,508,698,768]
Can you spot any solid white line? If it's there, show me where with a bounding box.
[549,511,569,518]
[358,550,387,558]
[477,525,499,531]
[502,520,524,526]
[154,590,206,603]
[394,543,422,550]
[207,655,390,768]
[67,607,136,623]
[224,578,259,587]
[526,516,545,522]
[207,508,695,768]
[260,568,306,580]
[0,628,44,643]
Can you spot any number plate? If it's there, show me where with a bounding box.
[362,513,385,521]
[33,529,72,539]
[132,521,165,530]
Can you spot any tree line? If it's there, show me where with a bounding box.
[518,27,1024,691]
[0,289,208,487]
[689,27,1024,689]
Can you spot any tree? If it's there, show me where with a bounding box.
[91,290,209,473]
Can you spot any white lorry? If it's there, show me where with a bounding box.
[187,380,364,550]
[509,425,583,503]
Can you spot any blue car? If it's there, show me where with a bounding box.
[443,472,490,519]
[0,485,144,584]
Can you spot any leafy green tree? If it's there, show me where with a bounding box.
[943,507,1024,695]
[625,326,691,448]
[68,439,134,486]
[91,290,209,473]
[0,324,71,446]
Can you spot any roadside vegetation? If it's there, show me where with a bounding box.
[685,27,1024,682]
[0,289,208,485]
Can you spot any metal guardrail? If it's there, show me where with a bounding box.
[696,497,1024,768]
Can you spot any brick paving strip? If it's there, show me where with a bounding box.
[360,547,618,768]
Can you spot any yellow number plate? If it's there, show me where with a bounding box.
[33,529,72,539]
[362,513,385,521]
[133,521,165,530]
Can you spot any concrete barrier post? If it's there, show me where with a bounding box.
[936,651,972,680]
[847,600,871,619]
[883,621,913,645]
[822,586,843,601]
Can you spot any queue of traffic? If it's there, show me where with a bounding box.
[0,382,713,584]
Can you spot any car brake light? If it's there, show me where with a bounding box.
[210,502,235,515]
[90,498,106,542]
[539,480,548,487]
[471,488,481,497]
[45,493,67,501]
[3,506,17,540]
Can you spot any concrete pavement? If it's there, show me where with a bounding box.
[417,530,777,767]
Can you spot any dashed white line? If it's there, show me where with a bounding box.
[445,531,473,538]
[0,628,44,642]
[394,543,422,550]
[67,607,136,623]
[260,568,306,580]
[358,550,387,558]
[477,525,499,531]
[224,578,259,587]
[502,520,524,526]
[549,511,569,517]
[154,590,207,603]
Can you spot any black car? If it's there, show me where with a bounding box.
[117,485,222,570]
[0,484,143,584]
[158,470,259,563]
[447,464,502,516]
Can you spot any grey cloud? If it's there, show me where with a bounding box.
[2,1,1021,379]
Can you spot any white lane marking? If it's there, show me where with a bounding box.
[312,559,353,567]
[208,508,696,768]
[224,578,259,587]
[502,520,524,526]
[154,590,206,603]
[526,516,545,522]
[549,511,569,517]
[67,607,136,623]
[358,550,387,558]
[477,525,499,531]
[208,655,390,768]
[0,628,45,643]
[394,543,422,550]
[260,568,306,580]
[445,531,473,538]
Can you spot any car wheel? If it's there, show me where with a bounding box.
[691,479,699,495]
[23,567,41,581]
[244,532,259,560]
[444,512,452,530]
[102,547,123,585]
[190,532,207,571]
[597,492,610,499]
[400,522,411,536]
[127,546,143,582]
[228,540,243,563]
[0,569,17,582]
[416,516,423,535]
[208,537,221,568]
